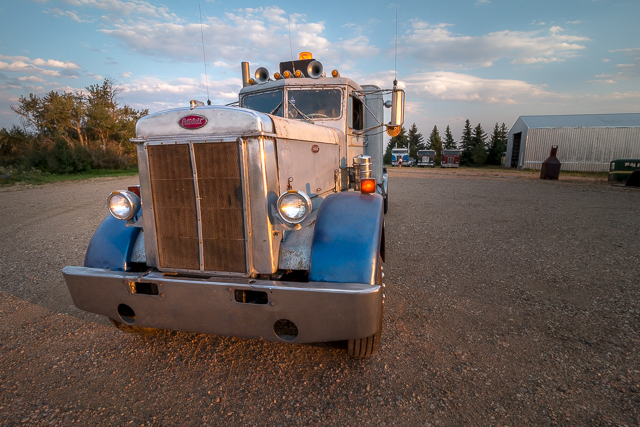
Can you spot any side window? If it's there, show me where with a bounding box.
[349,96,364,131]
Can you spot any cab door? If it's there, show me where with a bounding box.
[346,91,365,166]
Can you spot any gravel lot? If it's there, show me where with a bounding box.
[1,169,639,426]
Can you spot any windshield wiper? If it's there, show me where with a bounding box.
[288,100,313,123]
[269,101,283,115]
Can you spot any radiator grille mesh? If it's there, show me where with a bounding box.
[148,142,246,273]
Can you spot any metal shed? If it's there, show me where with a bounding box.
[505,113,640,171]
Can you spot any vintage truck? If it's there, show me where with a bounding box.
[62,52,405,358]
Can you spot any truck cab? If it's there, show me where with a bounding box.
[391,148,410,167]
[62,52,405,358]
[417,149,436,167]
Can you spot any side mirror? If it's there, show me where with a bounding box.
[390,88,405,127]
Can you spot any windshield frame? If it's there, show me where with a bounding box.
[284,87,344,121]
[240,89,284,117]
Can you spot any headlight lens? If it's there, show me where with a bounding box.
[108,190,141,221]
[277,190,311,225]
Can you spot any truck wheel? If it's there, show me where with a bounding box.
[109,318,161,335]
[347,256,383,358]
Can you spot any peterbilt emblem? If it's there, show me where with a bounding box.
[179,115,207,129]
[311,144,320,154]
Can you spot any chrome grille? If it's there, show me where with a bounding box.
[148,142,246,273]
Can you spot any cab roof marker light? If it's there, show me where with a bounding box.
[332,69,340,78]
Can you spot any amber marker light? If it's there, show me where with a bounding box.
[294,70,302,78]
[249,78,255,85]
[386,125,401,137]
[274,72,281,80]
[360,178,376,194]
[331,69,340,78]
[283,70,291,78]
[299,52,313,60]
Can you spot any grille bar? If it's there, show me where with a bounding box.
[148,142,247,273]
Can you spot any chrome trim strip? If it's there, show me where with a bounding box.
[238,138,253,275]
[138,143,159,268]
[188,141,205,271]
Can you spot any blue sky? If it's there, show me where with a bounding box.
[1,0,639,141]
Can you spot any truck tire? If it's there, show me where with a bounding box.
[347,256,383,358]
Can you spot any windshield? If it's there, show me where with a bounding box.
[392,149,407,155]
[287,89,342,120]
[242,89,283,117]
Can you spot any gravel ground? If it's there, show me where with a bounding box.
[0,169,639,426]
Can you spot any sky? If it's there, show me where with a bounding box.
[1,0,639,142]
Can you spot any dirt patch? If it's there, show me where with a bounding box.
[0,173,638,426]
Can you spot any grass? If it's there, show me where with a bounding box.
[0,166,138,186]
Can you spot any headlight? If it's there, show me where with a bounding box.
[277,190,311,225]
[108,190,141,221]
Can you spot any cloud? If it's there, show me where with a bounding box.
[398,21,590,68]
[60,0,178,21]
[402,71,561,104]
[45,7,94,23]
[588,79,617,84]
[18,76,46,83]
[97,7,378,68]
[0,55,81,77]
[116,75,242,114]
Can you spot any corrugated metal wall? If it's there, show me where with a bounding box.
[519,127,640,171]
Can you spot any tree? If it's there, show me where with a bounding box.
[427,125,443,165]
[443,125,456,149]
[487,122,508,165]
[471,123,488,166]
[383,126,408,164]
[459,119,474,166]
[407,123,425,161]
[7,78,147,173]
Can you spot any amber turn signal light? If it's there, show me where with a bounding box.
[360,178,376,194]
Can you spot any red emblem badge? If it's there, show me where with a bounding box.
[179,115,207,129]
[311,144,320,154]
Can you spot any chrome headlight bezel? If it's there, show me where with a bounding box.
[107,190,141,221]
[277,190,312,225]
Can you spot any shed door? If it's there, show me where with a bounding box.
[511,132,522,168]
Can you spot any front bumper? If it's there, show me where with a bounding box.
[62,266,382,344]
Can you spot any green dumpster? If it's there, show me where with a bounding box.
[609,159,640,183]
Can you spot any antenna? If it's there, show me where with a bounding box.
[288,15,295,73]
[394,10,398,87]
[199,4,211,105]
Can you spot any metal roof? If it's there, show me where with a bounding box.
[520,113,640,129]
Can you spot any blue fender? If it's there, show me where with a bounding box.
[309,192,384,284]
[84,215,142,271]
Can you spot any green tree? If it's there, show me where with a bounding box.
[407,123,425,161]
[427,125,443,165]
[487,122,508,165]
[471,123,488,166]
[459,119,474,166]
[7,78,147,173]
[443,125,456,149]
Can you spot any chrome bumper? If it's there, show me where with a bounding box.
[62,266,382,344]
